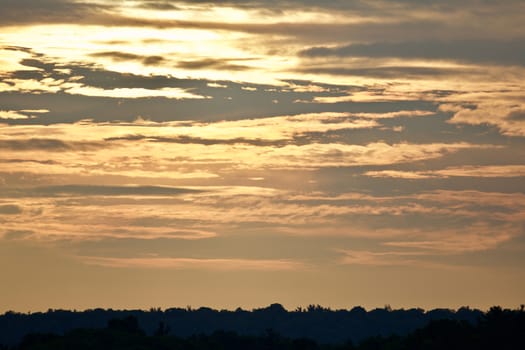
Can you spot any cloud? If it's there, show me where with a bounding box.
[300,40,525,66]
[0,47,456,126]
[339,250,427,266]
[12,185,200,197]
[413,190,525,213]
[0,55,209,100]
[1,181,521,270]
[365,165,525,179]
[80,256,305,271]
[2,229,34,240]
[104,134,287,147]
[0,0,111,27]
[137,1,181,10]
[296,66,470,79]
[100,141,490,171]
[383,224,516,254]
[440,99,525,136]
[0,78,64,94]
[2,0,525,58]
[364,170,437,179]
[0,158,59,165]
[64,85,208,99]
[133,0,353,10]
[0,204,22,215]
[87,15,522,45]
[1,0,524,291]
[207,82,228,88]
[0,118,497,181]
[351,110,435,119]
[0,138,103,151]
[339,222,517,267]
[0,110,32,120]
[90,51,166,66]
[0,209,219,241]
[101,112,378,145]
[177,58,253,71]
[252,142,489,169]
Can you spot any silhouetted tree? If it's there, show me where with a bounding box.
[154,321,170,336]
[4,304,523,348]
[107,316,144,335]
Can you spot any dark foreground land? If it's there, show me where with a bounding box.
[1,305,523,349]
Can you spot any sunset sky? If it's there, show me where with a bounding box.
[1,0,524,313]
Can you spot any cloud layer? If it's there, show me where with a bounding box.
[0,0,524,311]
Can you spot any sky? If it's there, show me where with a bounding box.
[0,0,524,313]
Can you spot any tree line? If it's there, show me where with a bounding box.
[1,304,521,348]
[2,306,523,350]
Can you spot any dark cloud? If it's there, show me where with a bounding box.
[507,110,525,121]
[314,166,525,197]
[0,87,438,127]
[296,66,466,78]
[300,40,525,66]
[0,5,333,41]
[0,204,23,215]
[18,58,56,71]
[0,7,504,44]
[143,56,165,65]
[89,52,255,71]
[135,0,516,13]
[137,1,181,10]
[136,0,359,10]
[2,0,523,46]
[3,45,34,54]
[0,0,110,27]
[0,0,367,28]
[177,58,252,71]
[13,56,195,89]
[50,13,525,44]
[0,139,104,151]
[0,50,440,128]
[90,51,166,66]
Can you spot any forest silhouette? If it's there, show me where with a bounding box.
[1,305,523,349]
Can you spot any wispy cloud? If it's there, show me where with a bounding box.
[338,223,516,266]
[365,165,525,179]
[0,138,104,151]
[80,256,306,271]
[5,185,200,197]
[339,250,427,267]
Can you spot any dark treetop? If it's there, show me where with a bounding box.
[0,304,490,346]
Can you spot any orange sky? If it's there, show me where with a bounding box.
[0,0,524,312]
